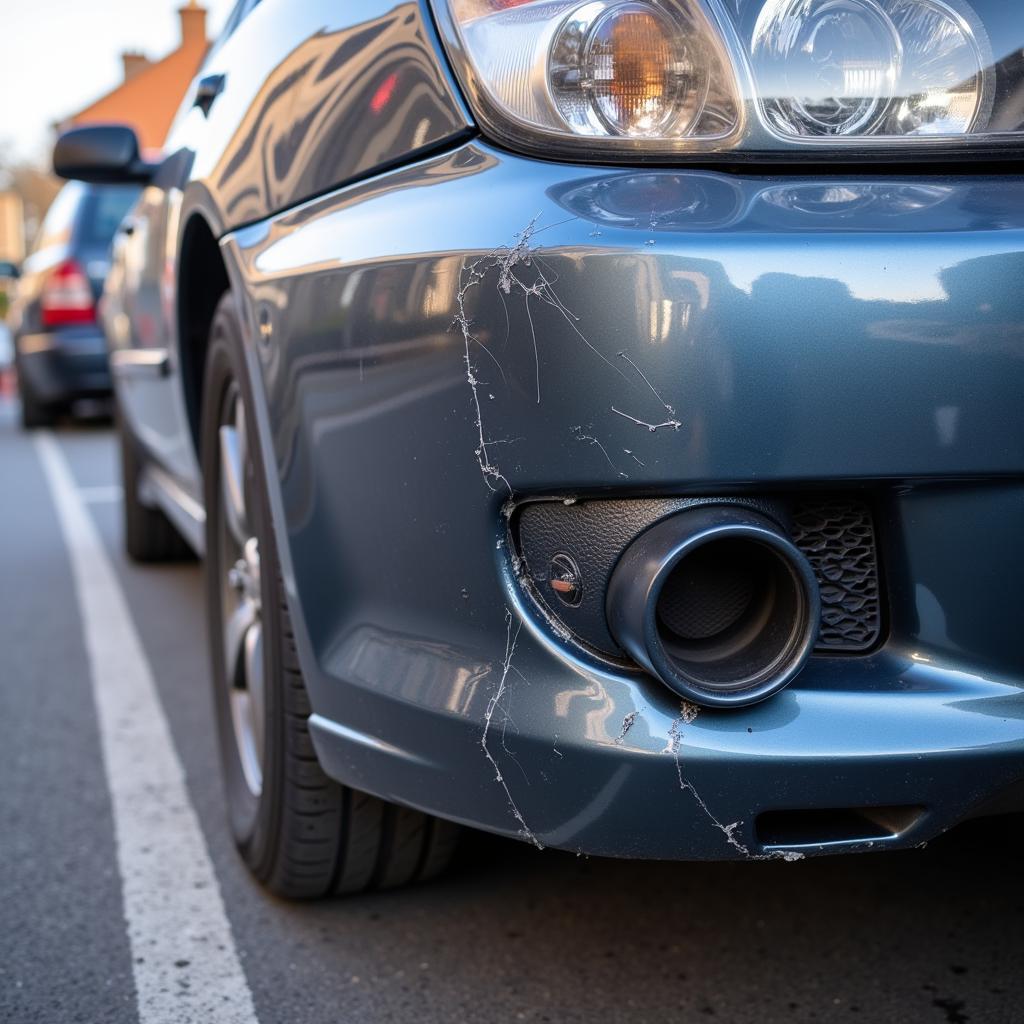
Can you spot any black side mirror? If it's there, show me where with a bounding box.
[53,125,155,184]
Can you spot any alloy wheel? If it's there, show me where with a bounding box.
[216,382,265,797]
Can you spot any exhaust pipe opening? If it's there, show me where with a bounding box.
[656,537,804,689]
[607,507,820,708]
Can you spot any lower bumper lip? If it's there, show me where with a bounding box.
[306,637,1024,859]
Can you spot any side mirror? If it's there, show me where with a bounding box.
[53,125,155,184]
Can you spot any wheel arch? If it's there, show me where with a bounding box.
[177,210,230,458]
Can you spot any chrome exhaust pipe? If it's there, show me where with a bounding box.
[606,506,820,708]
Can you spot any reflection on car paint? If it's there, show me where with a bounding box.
[208,2,471,227]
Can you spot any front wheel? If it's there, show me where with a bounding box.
[201,294,458,898]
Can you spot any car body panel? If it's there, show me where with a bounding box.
[216,144,1024,856]
[101,0,1024,859]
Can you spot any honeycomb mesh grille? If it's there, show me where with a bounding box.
[791,499,882,652]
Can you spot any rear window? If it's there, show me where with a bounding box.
[34,181,83,253]
[77,185,142,249]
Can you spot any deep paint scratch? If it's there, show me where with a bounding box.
[481,610,544,849]
[572,425,628,478]
[668,703,804,863]
[617,350,678,420]
[611,406,682,433]
[614,711,639,745]
[454,215,638,493]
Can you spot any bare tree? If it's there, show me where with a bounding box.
[0,143,63,250]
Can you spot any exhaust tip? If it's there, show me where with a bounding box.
[606,506,820,708]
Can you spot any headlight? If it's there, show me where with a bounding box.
[752,0,989,140]
[547,0,739,140]
[752,0,905,138]
[432,0,1017,160]
[443,0,743,151]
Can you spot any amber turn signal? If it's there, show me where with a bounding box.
[588,7,681,135]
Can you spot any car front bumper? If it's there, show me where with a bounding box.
[16,327,111,404]
[225,143,1024,859]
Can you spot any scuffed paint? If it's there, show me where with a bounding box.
[668,702,804,863]
[614,711,639,745]
[458,216,803,861]
[480,610,544,849]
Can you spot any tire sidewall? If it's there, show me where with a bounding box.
[201,295,286,876]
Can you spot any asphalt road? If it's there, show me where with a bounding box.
[1,398,1021,1024]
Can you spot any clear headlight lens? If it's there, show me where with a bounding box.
[752,0,988,140]
[752,0,904,137]
[433,0,1015,157]
[888,0,988,135]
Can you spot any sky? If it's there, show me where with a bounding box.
[1,0,236,165]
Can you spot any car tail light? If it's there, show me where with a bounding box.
[41,259,95,328]
[431,0,1021,161]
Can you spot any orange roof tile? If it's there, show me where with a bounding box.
[62,4,209,154]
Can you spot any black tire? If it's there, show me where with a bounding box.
[119,407,194,562]
[17,375,55,429]
[201,293,458,898]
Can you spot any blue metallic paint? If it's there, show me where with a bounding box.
[218,143,1024,858]
[105,0,472,495]
[187,0,472,230]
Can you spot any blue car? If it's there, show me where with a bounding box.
[55,0,1024,896]
[11,181,140,427]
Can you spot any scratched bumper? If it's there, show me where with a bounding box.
[227,143,1024,859]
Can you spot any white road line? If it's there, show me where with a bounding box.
[34,431,259,1024]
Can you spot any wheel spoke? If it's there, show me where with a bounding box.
[219,421,248,546]
[230,690,262,796]
[235,393,248,473]
[244,622,265,770]
[223,597,257,686]
[218,384,263,797]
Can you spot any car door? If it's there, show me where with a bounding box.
[107,168,200,487]
[108,0,263,494]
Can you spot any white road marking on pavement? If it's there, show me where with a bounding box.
[34,431,259,1024]
[78,484,124,504]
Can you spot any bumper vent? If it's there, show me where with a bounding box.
[514,494,883,665]
[790,500,881,653]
